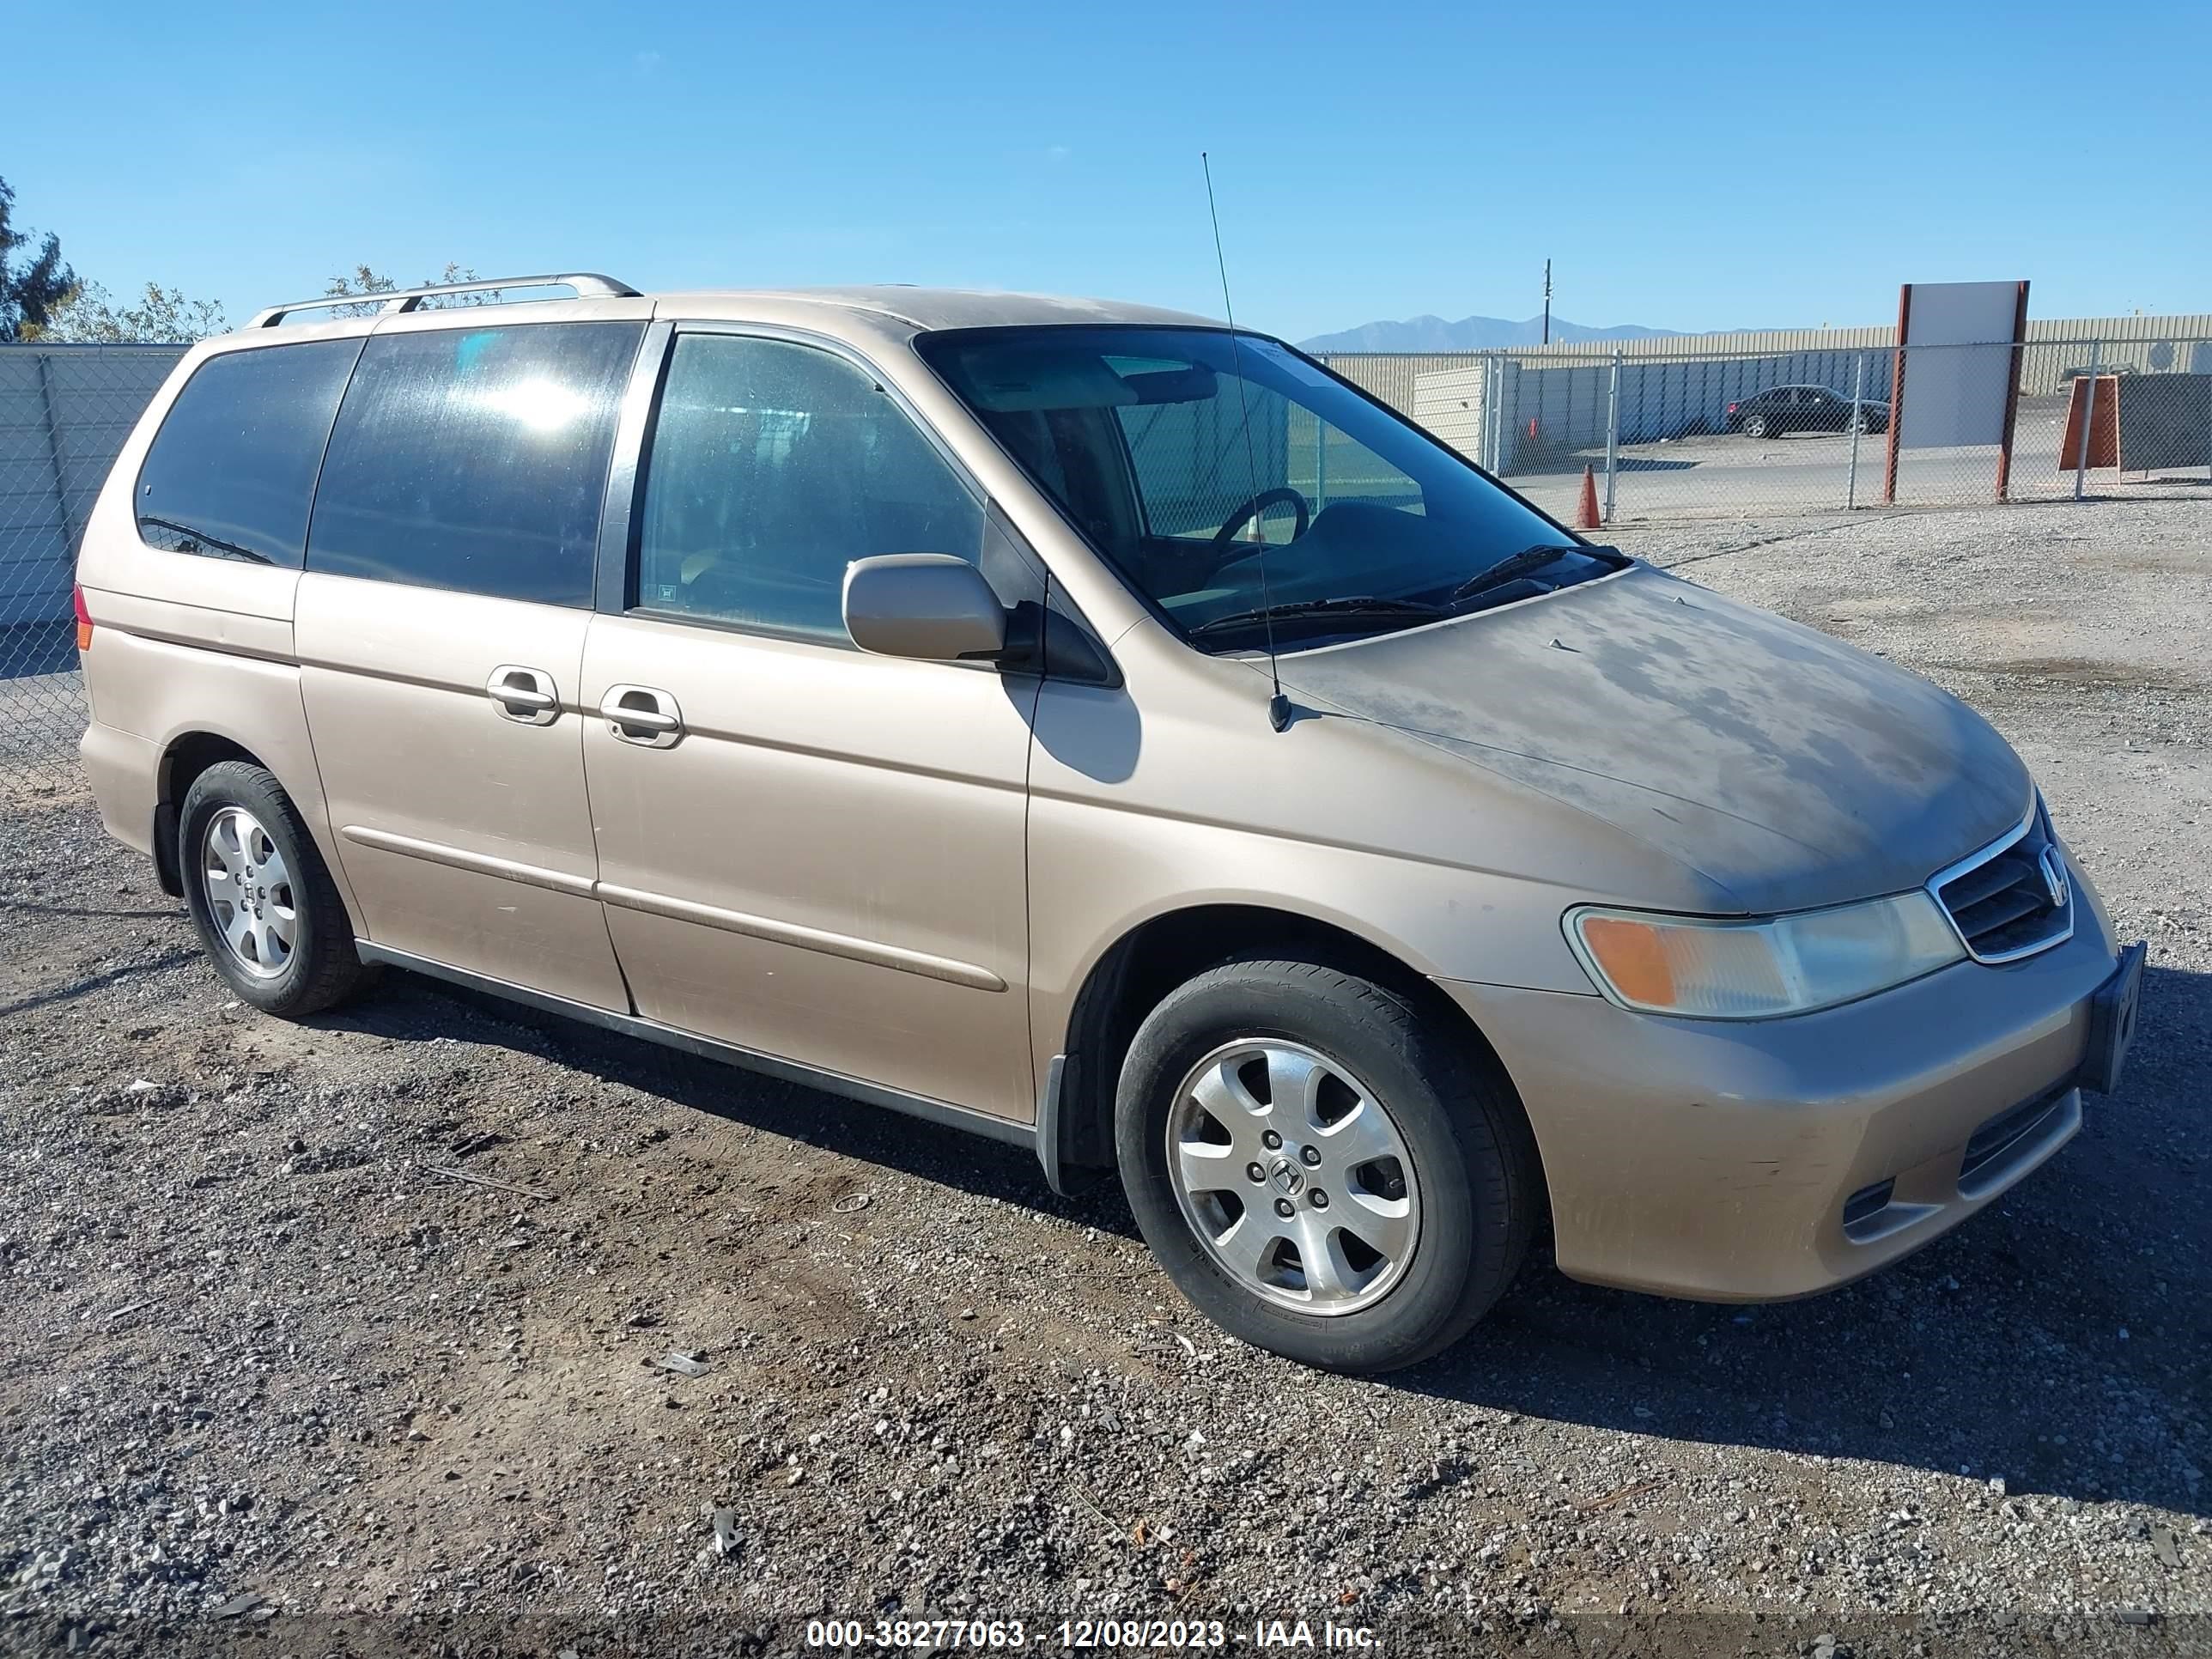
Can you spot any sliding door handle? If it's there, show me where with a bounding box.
[486,665,560,726]
[601,684,684,748]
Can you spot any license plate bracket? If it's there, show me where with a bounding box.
[2079,940,2147,1097]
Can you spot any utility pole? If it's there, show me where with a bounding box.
[1541,258,1553,345]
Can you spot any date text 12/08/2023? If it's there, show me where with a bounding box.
[801,1618,1382,1650]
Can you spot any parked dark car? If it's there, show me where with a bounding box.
[1725,385,1889,438]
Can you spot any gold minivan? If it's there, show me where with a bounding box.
[76,274,2145,1372]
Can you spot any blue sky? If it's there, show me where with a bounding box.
[12,0,2206,342]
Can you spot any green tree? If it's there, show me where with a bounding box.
[34,279,229,343]
[321,263,489,316]
[0,175,76,342]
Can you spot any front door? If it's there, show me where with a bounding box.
[295,310,647,1007]
[580,326,1040,1119]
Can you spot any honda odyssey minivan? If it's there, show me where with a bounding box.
[76,274,2145,1373]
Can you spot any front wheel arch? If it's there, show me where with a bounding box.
[1050,904,1547,1217]
[1115,954,1540,1370]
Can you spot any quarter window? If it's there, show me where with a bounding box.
[633,333,985,641]
[306,321,641,605]
[135,339,365,568]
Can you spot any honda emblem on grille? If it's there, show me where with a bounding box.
[2039,845,2070,910]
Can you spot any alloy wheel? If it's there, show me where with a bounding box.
[200,805,297,979]
[1164,1039,1421,1316]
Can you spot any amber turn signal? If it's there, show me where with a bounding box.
[1575,915,1676,1007]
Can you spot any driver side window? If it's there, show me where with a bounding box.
[633,333,986,641]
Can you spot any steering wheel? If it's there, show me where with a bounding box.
[1210,486,1312,553]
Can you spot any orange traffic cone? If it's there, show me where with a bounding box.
[1577,465,1601,530]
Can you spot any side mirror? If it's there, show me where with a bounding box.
[842,554,1009,663]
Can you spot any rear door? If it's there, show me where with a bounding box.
[295,308,647,1006]
[579,324,1042,1119]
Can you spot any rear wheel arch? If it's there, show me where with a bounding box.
[153,733,262,896]
[154,733,345,908]
[175,757,370,1017]
[1049,903,1546,1209]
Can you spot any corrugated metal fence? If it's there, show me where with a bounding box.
[1313,313,2212,528]
[1404,337,2212,527]
[1414,347,1903,461]
[1317,314,2212,414]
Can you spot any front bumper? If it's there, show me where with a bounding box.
[1437,879,2131,1301]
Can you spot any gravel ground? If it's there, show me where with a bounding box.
[1,499,2207,1656]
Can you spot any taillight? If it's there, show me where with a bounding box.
[74,583,94,652]
[1727,401,1739,415]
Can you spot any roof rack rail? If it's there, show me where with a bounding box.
[246,272,641,329]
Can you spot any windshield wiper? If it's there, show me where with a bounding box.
[1449,543,1615,605]
[1186,595,1449,641]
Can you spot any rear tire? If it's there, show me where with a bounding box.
[1741,413,1770,438]
[179,761,368,1018]
[1115,957,1536,1373]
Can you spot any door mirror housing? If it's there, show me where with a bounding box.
[842,554,1009,662]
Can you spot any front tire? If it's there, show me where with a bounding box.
[179,761,368,1018]
[1115,958,1536,1373]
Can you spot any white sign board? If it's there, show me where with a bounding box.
[1895,281,2024,450]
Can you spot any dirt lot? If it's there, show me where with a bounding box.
[2,499,2207,1656]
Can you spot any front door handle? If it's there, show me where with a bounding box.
[600,684,684,749]
[486,664,560,726]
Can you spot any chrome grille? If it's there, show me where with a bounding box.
[1931,803,2074,963]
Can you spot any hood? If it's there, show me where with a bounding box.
[1274,565,2030,915]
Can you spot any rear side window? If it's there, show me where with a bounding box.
[135,339,364,568]
[306,321,642,605]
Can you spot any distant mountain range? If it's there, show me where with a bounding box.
[1297,313,1684,353]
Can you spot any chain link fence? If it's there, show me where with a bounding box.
[1385,336,2212,528]
[2,331,2208,799]
[0,344,188,794]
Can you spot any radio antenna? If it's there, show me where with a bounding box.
[1202,151,1291,733]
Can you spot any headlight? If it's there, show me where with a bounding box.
[1565,891,1965,1018]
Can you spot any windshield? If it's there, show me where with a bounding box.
[916,326,1623,650]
